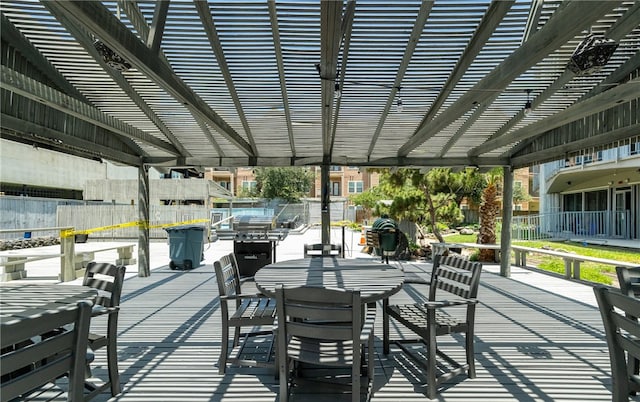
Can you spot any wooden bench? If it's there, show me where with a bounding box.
[511,245,638,280]
[431,242,502,262]
[0,243,135,282]
[0,250,64,281]
[73,243,136,271]
[431,242,637,281]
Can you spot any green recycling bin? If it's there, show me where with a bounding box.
[165,225,206,270]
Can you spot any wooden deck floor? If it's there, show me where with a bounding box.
[21,232,629,401]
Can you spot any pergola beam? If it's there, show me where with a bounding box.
[483,2,640,150]
[470,78,640,156]
[412,1,513,142]
[268,1,296,156]
[53,0,254,156]
[143,155,508,169]
[319,1,344,157]
[366,0,434,157]
[43,1,190,157]
[1,113,141,166]
[195,1,258,154]
[510,124,640,168]
[397,0,622,157]
[329,0,355,155]
[0,66,179,155]
[147,0,170,55]
[0,14,88,103]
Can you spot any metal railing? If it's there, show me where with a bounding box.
[509,210,632,241]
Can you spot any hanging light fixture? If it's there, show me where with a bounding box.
[524,89,532,115]
[396,87,403,113]
[567,34,618,75]
[93,39,131,72]
[334,82,341,99]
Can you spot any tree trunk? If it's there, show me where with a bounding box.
[478,182,500,262]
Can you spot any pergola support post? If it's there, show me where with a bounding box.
[500,166,514,277]
[321,163,330,246]
[138,162,150,277]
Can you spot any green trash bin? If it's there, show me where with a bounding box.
[165,225,206,270]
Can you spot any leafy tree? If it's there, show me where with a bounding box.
[253,167,314,202]
[383,168,464,243]
[512,181,532,205]
[349,185,386,222]
[427,167,485,207]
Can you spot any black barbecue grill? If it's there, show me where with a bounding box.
[232,216,282,277]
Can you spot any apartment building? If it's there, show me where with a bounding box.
[539,136,640,240]
[204,166,380,200]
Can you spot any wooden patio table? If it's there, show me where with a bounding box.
[254,256,404,304]
[0,283,97,320]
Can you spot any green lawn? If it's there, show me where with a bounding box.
[441,233,640,285]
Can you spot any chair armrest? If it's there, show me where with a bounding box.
[361,303,377,341]
[403,272,430,286]
[422,298,478,309]
[91,305,119,317]
[239,276,255,284]
[220,293,271,301]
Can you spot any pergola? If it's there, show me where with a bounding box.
[1,1,639,277]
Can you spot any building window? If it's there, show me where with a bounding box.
[242,181,256,191]
[330,166,342,172]
[585,189,607,211]
[331,181,341,196]
[348,181,363,194]
[563,192,582,212]
[529,165,540,197]
[217,181,230,190]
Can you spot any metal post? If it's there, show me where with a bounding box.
[138,162,150,277]
[60,228,75,282]
[500,166,514,277]
[321,163,330,246]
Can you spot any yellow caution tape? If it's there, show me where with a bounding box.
[60,218,210,238]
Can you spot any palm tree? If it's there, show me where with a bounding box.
[477,169,501,262]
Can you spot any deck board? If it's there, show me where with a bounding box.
[15,232,626,401]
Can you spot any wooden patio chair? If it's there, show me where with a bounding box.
[303,243,342,258]
[616,266,640,299]
[615,266,640,396]
[82,262,126,400]
[214,253,276,374]
[1,301,92,402]
[275,285,376,402]
[383,254,483,399]
[593,286,640,401]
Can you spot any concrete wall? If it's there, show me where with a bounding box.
[83,179,231,205]
[0,139,162,190]
[0,196,89,240]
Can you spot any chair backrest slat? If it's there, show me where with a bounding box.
[594,286,640,399]
[1,301,92,402]
[429,255,482,301]
[214,253,241,298]
[616,266,640,299]
[276,285,360,342]
[303,243,342,258]
[83,262,126,308]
